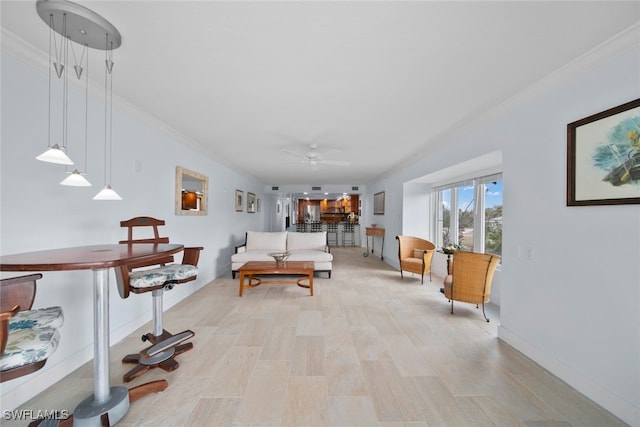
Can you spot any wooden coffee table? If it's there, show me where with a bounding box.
[238,261,314,296]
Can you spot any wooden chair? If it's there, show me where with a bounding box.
[115,216,203,382]
[442,251,500,322]
[1,274,63,382]
[395,235,436,284]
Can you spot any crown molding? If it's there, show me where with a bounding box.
[388,21,640,181]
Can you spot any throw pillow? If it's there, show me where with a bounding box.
[413,249,425,258]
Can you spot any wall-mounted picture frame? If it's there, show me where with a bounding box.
[567,98,640,206]
[247,192,257,213]
[374,191,385,215]
[175,166,208,216]
[235,190,244,212]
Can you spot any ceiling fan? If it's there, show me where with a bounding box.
[281,144,351,169]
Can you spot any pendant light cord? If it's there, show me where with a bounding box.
[84,43,89,174]
[109,42,114,185]
[47,14,53,149]
[62,13,68,154]
[103,35,108,186]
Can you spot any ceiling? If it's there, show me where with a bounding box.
[2,1,639,189]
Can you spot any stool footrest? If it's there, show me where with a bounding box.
[141,330,194,359]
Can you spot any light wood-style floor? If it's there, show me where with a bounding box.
[7,247,625,426]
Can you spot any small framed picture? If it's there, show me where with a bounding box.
[235,190,244,212]
[373,191,385,215]
[247,192,256,213]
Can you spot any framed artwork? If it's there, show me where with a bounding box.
[567,98,640,206]
[235,190,244,212]
[373,191,385,215]
[175,166,208,216]
[247,192,256,213]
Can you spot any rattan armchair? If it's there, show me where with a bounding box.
[443,251,500,322]
[395,235,436,284]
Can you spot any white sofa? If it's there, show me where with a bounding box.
[231,231,333,278]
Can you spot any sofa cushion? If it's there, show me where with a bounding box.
[246,231,287,252]
[231,250,277,263]
[287,231,327,251]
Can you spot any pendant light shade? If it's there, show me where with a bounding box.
[36,144,74,165]
[93,184,122,200]
[60,169,91,186]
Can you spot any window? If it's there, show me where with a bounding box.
[434,173,502,257]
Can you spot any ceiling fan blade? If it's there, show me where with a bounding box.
[320,159,352,166]
[282,149,309,160]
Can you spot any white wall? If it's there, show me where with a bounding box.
[366,44,640,425]
[0,51,268,409]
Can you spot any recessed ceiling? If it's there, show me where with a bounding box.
[2,1,639,187]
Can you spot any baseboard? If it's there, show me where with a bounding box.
[497,325,639,426]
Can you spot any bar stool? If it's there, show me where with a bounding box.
[310,221,322,232]
[296,222,307,232]
[326,222,338,246]
[342,221,356,247]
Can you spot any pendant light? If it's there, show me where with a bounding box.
[35,0,121,197]
[93,35,121,200]
[36,12,73,165]
[61,38,91,186]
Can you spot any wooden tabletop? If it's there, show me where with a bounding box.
[0,244,184,272]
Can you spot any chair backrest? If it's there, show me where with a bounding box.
[117,216,174,298]
[449,251,500,304]
[296,223,307,232]
[326,222,338,232]
[343,222,354,232]
[396,235,436,261]
[116,217,202,299]
[119,216,174,268]
[0,273,40,313]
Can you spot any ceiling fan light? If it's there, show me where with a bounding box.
[36,144,74,165]
[60,169,91,186]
